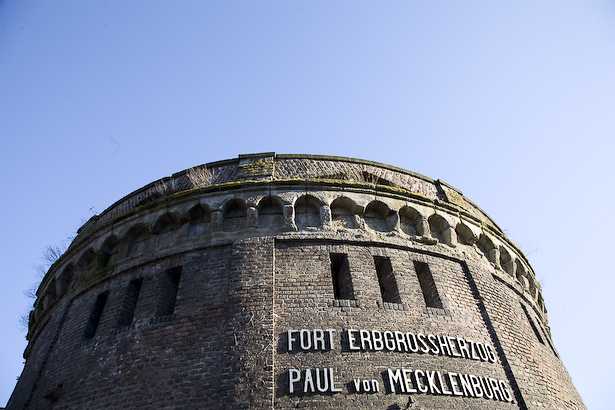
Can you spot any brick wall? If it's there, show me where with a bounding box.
[7,155,584,409]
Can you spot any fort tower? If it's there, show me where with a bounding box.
[7,153,585,409]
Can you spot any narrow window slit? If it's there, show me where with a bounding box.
[117,278,143,328]
[374,256,401,304]
[83,291,109,340]
[330,253,354,300]
[414,261,443,309]
[155,266,182,317]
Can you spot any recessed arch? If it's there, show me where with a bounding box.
[499,247,514,276]
[294,195,321,229]
[123,223,150,243]
[257,196,284,229]
[399,206,422,236]
[97,235,120,269]
[529,279,538,300]
[477,234,496,263]
[186,204,211,224]
[455,222,477,245]
[516,262,529,289]
[363,201,395,232]
[330,197,356,229]
[152,213,180,234]
[222,198,247,231]
[428,214,449,243]
[78,248,96,271]
[538,293,546,313]
[101,235,120,254]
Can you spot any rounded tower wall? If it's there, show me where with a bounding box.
[8,154,583,410]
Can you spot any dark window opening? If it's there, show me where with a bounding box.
[83,291,109,340]
[155,267,182,317]
[374,256,401,304]
[414,261,443,309]
[117,278,143,328]
[330,254,354,300]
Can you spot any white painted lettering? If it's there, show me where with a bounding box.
[470,374,483,397]
[313,329,325,350]
[402,369,417,393]
[456,337,470,359]
[448,372,463,396]
[500,380,513,402]
[303,369,315,393]
[360,329,373,350]
[417,333,430,353]
[353,377,379,393]
[490,377,503,401]
[287,330,298,351]
[458,373,474,397]
[316,368,328,392]
[325,329,335,350]
[437,335,451,356]
[300,329,311,350]
[486,344,497,363]
[481,376,493,399]
[395,331,408,352]
[330,368,343,392]
[289,368,300,394]
[406,332,419,352]
[387,368,405,393]
[448,336,461,357]
[476,342,489,361]
[437,371,452,395]
[426,370,441,394]
[372,330,384,350]
[427,334,440,355]
[415,370,428,393]
[348,329,360,350]
[384,331,396,350]
[468,340,480,360]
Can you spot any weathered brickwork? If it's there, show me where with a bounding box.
[7,154,584,409]
[274,241,514,409]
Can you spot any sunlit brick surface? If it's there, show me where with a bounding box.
[7,154,584,409]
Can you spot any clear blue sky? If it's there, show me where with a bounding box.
[1,1,613,408]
